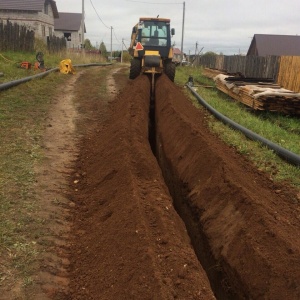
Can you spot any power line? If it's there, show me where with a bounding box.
[112,28,120,44]
[89,0,110,29]
[89,0,122,47]
[123,39,128,49]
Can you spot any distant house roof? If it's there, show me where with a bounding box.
[173,47,183,55]
[0,0,59,18]
[54,12,85,32]
[247,34,300,56]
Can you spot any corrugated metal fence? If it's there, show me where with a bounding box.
[198,55,300,92]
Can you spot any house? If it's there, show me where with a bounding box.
[54,12,85,49]
[173,47,186,64]
[0,0,59,41]
[247,34,300,56]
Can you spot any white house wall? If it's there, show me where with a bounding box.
[55,25,83,49]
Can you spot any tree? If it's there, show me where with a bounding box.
[99,41,107,57]
[202,51,217,57]
[113,50,121,58]
[84,38,93,50]
[122,51,131,63]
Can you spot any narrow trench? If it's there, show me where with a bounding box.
[148,88,240,300]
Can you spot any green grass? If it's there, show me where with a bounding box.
[0,50,113,296]
[0,48,107,83]
[0,71,69,292]
[175,66,300,188]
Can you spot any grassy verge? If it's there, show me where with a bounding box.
[0,71,70,293]
[0,50,110,296]
[175,66,300,188]
[0,49,107,83]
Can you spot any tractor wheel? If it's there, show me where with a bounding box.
[164,60,176,82]
[129,58,141,79]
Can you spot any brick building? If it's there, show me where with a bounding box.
[0,0,59,42]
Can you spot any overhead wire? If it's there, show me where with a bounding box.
[90,0,182,49]
[89,0,110,29]
[122,40,128,49]
[112,28,120,45]
[89,0,124,48]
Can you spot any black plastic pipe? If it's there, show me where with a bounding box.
[0,63,112,92]
[0,68,58,91]
[73,63,112,68]
[186,84,300,167]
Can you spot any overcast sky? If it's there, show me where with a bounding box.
[54,0,299,55]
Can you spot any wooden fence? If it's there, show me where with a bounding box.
[47,35,66,53]
[277,56,300,92]
[0,20,66,53]
[0,20,34,52]
[198,55,300,92]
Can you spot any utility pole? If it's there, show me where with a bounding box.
[110,26,113,62]
[180,1,185,65]
[121,38,124,63]
[82,0,84,49]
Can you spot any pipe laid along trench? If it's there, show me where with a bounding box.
[152,74,300,299]
[68,71,300,299]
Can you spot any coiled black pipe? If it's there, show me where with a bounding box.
[0,63,112,92]
[186,84,300,167]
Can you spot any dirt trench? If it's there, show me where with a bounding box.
[30,66,300,299]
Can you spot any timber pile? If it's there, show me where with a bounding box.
[214,74,300,115]
[202,68,225,79]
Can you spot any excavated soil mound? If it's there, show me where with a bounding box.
[67,71,300,299]
[155,74,300,299]
[68,75,215,299]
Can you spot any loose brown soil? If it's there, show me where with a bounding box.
[10,66,299,299]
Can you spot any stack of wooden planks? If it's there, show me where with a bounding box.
[202,68,225,79]
[214,74,300,115]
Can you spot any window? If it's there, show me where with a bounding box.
[49,27,52,36]
[64,33,71,41]
[42,25,45,37]
[140,21,168,46]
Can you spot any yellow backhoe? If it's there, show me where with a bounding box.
[129,17,176,93]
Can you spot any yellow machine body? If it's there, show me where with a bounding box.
[129,17,176,84]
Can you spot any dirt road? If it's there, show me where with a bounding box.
[18,66,300,299]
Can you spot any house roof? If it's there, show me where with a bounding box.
[247,34,300,56]
[0,0,59,18]
[173,47,183,55]
[54,12,85,32]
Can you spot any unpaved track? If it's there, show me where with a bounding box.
[25,66,299,299]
